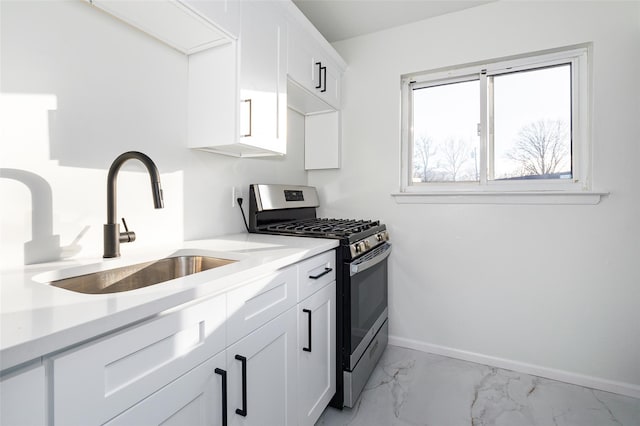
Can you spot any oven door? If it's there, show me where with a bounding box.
[344,242,391,370]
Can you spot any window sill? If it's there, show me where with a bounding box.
[391,190,608,205]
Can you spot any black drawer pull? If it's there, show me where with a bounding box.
[315,62,322,89]
[235,355,247,416]
[321,65,327,93]
[303,309,312,352]
[308,267,332,280]
[214,368,227,426]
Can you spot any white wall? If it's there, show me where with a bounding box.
[0,0,306,267]
[310,1,640,396]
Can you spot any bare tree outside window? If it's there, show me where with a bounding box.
[440,138,471,181]
[505,119,571,178]
[413,135,437,182]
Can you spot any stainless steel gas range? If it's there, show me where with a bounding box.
[247,184,391,408]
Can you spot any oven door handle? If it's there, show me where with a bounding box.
[350,243,391,276]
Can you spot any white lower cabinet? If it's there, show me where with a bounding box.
[105,351,227,426]
[0,361,46,426]
[297,281,336,426]
[105,306,299,426]
[52,293,227,425]
[5,250,337,425]
[227,307,298,426]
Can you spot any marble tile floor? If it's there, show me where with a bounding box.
[316,345,640,426]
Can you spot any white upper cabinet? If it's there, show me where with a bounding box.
[284,1,346,115]
[284,2,346,169]
[237,1,287,155]
[87,0,345,160]
[187,1,288,157]
[287,24,342,111]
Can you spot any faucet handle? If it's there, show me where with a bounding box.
[119,217,136,243]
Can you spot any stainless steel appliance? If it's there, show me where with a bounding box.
[247,184,390,408]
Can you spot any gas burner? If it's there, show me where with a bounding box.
[264,218,380,238]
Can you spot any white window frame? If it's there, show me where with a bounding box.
[396,45,605,204]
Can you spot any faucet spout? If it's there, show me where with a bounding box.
[104,151,164,258]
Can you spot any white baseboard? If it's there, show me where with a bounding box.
[388,335,640,400]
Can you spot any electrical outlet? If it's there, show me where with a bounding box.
[231,187,243,207]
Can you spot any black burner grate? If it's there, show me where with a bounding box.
[264,218,380,238]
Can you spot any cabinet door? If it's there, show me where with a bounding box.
[105,351,227,426]
[188,41,238,150]
[0,362,46,426]
[298,282,336,426]
[238,2,287,154]
[314,58,341,109]
[288,25,341,111]
[53,294,226,425]
[227,308,298,426]
[305,111,341,170]
[287,24,314,89]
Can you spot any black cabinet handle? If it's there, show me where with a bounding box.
[214,368,227,426]
[235,355,248,417]
[309,267,332,280]
[303,309,312,352]
[321,65,327,93]
[315,62,322,89]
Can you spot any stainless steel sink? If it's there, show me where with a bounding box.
[50,255,237,294]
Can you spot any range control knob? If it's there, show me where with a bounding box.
[354,243,362,253]
[364,240,371,250]
[376,233,383,242]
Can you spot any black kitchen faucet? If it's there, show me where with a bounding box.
[103,151,163,258]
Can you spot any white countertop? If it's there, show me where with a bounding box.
[0,233,338,371]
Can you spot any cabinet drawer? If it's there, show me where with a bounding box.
[52,294,226,426]
[227,266,297,345]
[297,250,336,302]
[105,351,226,426]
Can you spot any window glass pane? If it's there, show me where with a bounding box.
[492,65,572,180]
[412,80,480,182]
